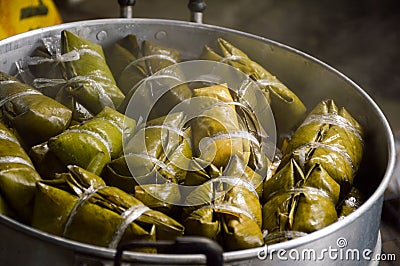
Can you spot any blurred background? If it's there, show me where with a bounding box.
[3,0,400,263]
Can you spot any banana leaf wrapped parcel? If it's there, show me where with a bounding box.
[0,71,72,147]
[190,83,252,168]
[106,35,192,118]
[201,38,306,134]
[107,35,177,95]
[281,99,364,191]
[185,155,264,198]
[183,155,264,251]
[0,121,42,223]
[262,98,364,243]
[29,142,67,180]
[60,30,125,115]
[337,187,365,219]
[104,112,192,215]
[40,107,136,176]
[15,36,68,99]
[32,165,184,248]
[184,157,223,186]
[19,35,94,123]
[262,159,339,238]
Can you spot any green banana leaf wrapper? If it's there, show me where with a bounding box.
[54,85,93,123]
[31,165,184,249]
[133,183,182,220]
[107,35,180,95]
[263,159,340,205]
[0,71,72,147]
[190,83,251,168]
[184,155,262,220]
[200,38,306,134]
[103,112,192,215]
[20,36,95,123]
[337,187,365,218]
[46,107,136,176]
[281,99,364,190]
[262,159,338,235]
[185,154,264,198]
[107,35,192,118]
[184,157,222,186]
[183,174,263,251]
[184,206,264,251]
[30,142,67,180]
[16,36,67,99]
[0,121,42,223]
[18,43,93,124]
[61,30,125,115]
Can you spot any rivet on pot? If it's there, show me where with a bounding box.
[96,30,108,41]
[155,31,167,40]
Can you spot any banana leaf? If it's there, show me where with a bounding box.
[184,173,261,223]
[107,35,185,93]
[103,112,192,215]
[29,142,67,180]
[47,107,136,176]
[183,154,264,251]
[134,183,182,220]
[16,36,67,99]
[61,30,125,115]
[262,187,337,234]
[190,83,251,168]
[183,155,263,219]
[183,175,263,251]
[184,157,222,186]
[107,35,192,119]
[31,165,184,248]
[184,155,264,202]
[21,36,95,123]
[262,160,338,235]
[106,35,144,95]
[337,187,364,218]
[112,112,192,184]
[105,34,141,82]
[263,159,340,205]
[0,121,42,223]
[0,71,72,147]
[281,99,363,190]
[104,155,183,218]
[200,38,306,134]
[222,155,264,198]
[184,206,264,251]
[54,85,93,123]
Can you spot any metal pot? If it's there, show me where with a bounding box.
[0,18,395,265]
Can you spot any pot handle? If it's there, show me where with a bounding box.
[114,236,223,266]
[117,0,207,23]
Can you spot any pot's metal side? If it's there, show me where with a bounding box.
[0,19,395,265]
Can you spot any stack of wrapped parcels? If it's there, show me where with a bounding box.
[0,31,364,251]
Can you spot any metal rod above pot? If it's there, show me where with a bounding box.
[117,0,207,23]
[188,0,206,23]
[118,0,135,18]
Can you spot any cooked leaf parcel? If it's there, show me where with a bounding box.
[0,31,366,251]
